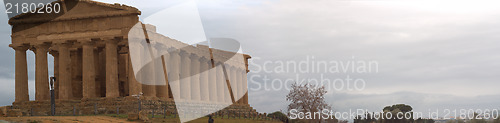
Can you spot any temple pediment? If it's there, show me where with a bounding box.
[8,0,141,25]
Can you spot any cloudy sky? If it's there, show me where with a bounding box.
[1,0,500,119]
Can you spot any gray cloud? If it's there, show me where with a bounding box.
[194,0,500,114]
[0,0,499,119]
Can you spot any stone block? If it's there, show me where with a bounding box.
[128,112,139,120]
[0,106,7,117]
[139,110,149,121]
[7,109,23,117]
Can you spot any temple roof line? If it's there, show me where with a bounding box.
[132,23,250,68]
[9,0,141,25]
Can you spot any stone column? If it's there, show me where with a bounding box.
[215,63,225,103]
[12,45,29,102]
[168,50,181,100]
[226,65,239,103]
[71,50,83,99]
[34,44,50,101]
[208,59,217,102]
[199,57,209,101]
[96,48,106,97]
[105,38,119,98]
[94,48,103,97]
[155,45,168,99]
[82,40,96,99]
[190,54,200,101]
[236,68,243,104]
[141,43,156,97]
[128,54,142,96]
[156,50,169,99]
[179,50,191,100]
[119,48,129,97]
[58,43,73,99]
[208,61,217,102]
[243,69,248,104]
[223,66,231,103]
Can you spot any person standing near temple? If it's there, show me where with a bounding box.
[208,115,214,123]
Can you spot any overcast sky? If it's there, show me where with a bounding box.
[1,0,500,119]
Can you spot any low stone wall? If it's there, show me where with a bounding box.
[8,97,256,117]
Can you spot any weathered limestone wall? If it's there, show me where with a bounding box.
[9,98,256,117]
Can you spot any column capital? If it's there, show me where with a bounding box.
[153,44,168,54]
[78,38,95,45]
[168,50,180,59]
[10,44,29,51]
[49,50,59,56]
[120,38,129,47]
[29,43,49,53]
[237,67,246,73]
[214,61,224,66]
[227,65,235,70]
[116,37,127,46]
[167,47,179,53]
[103,37,121,44]
[199,56,209,62]
[105,40,118,45]
[118,46,129,54]
[150,42,161,49]
[179,49,190,56]
[53,39,75,44]
[54,41,73,46]
[32,43,51,50]
[189,53,199,59]
[102,37,117,40]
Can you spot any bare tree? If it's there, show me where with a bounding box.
[286,83,333,123]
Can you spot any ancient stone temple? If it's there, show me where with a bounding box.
[7,0,254,117]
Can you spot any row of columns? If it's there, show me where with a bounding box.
[12,39,249,105]
[11,38,122,102]
[164,48,248,104]
[129,40,249,104]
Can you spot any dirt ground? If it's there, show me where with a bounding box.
[0,116,283,123]
[150,117,283,123]
[0,116,138,123]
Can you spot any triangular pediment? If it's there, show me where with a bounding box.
[9,0,141,25]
